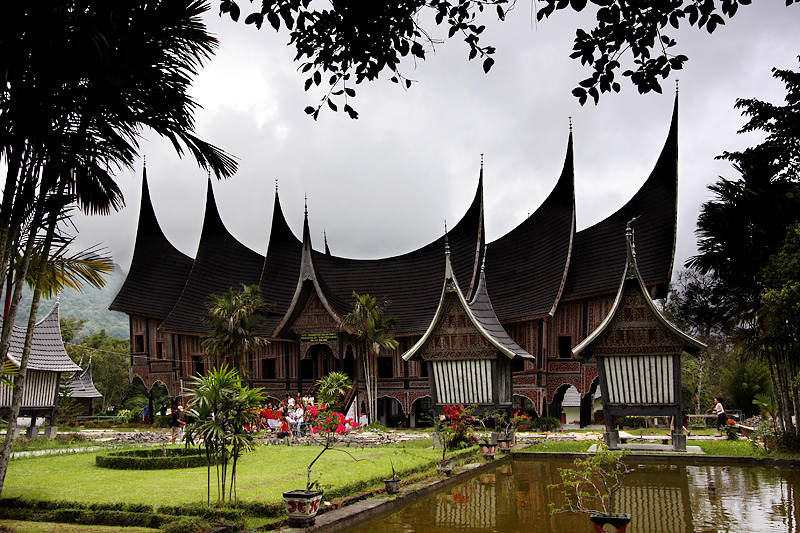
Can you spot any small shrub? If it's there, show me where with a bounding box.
[723,422,739,441]
[159,517,211,533]
[530,417,561,432]
[617,416,647,429]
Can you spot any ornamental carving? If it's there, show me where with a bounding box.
[513,374,537,386]
[545,375,582,403]
[583,364,599,394]
[594,287,684,356]
[419,293,497,361]
[408,391,431,408]
[291,292,340,336]
[548,361,580,373]
[377,391,408,414]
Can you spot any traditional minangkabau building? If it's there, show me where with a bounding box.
[1,301,82,437]
[110,97,681,427]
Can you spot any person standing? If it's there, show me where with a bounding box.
[713,397,726,437]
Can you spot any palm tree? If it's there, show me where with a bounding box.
[316,372,353,412]
[341,292,398,426]
[185,366,264,503]
[0,1,238,497]
[201,284,272,376]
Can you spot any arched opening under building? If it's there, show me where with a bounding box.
[376,396,404,428]
[410,396,433,428]
[549,384,572,425]
[580,377,603,427]
[512,394,539,420]
[151,381,171,416]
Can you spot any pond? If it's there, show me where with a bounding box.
[347,457,800,532]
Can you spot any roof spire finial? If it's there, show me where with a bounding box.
[626,216,639,262]
[143,155,146,169]
[480,245,488,273]
[569,116,573,133]
[676,79,680,94]
[444,220,449,251]
[480,153,484,171]
[275,179,278,193]
[304,193,308,217]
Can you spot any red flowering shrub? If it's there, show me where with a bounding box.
[307,404,359,436]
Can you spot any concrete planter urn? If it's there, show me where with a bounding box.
[589,513,631,533]
[384,477,401,494]
[283,489,324,527]
[437,457,455,476]
[479,441,497,458]
[497,438,513,452]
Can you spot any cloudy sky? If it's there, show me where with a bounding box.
[71,2,800,281]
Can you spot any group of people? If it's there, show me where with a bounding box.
[255,395,316,438]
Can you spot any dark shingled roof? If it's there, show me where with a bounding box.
[159,180,265,335]
[402,247,533,360]
[67,358,103,399]
[5,301,81,372]
[485,134,575,321]
[309,176,485,334]
[468,265,534,359]
[109,170,194,319]
[259,191,303,333]
[562,96,679,301]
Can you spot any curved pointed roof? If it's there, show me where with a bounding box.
[159,179,265,335]
[402,245,532,361]
[259,189,304,333]
[573,222,705,358]
[309,176,486,334]
[109,170,194,319]
[562,96,679,301]
[270,206,344,337]
[5,301,81,372]
[68,358,103,398]
[485,133,576,321]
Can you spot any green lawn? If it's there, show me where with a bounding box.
[0,520,158,532]
[4,439,442,506]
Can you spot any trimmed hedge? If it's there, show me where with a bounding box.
[0,499,240,531]
[96,447,218,470]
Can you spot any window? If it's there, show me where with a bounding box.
[262,358,276,380]
[377,356,393,379]
[134,334,145,353]
[420,361,428,378]
[558,336,572,359]
[155,342,165,360]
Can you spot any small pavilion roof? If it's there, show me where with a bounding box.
[4,301,81,372]
[573,222,705,359]
[159,179,265,335]
[562,96,679,302]
[109,169,194,319]
[67,358,103,399]
[402,244,533,361]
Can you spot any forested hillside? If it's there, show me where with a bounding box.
[16,263,129,340]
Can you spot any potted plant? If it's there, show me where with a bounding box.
[283,402,360,527]
[548,444,633,533]
[434,405,476,475]
[384,459,401,494]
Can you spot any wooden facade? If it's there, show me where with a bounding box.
[111,98,684,427]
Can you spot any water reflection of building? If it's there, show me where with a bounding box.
[616,465,693,532]
[434,479,498,530]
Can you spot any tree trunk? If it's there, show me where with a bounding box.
[0,181,59,496]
